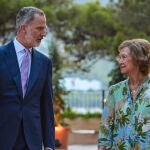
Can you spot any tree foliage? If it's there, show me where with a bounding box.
[0,0,150,84]
[0,0,37,43]
[49,2,116,62]
[48,38,68,126]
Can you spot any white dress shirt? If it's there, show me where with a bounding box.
[13,38,31,76]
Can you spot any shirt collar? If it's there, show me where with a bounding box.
[13,38,32,53]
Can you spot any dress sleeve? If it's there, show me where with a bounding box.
[98,86,115,148]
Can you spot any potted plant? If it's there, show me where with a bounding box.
[49,38,70,149]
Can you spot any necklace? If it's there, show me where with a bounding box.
[129,76,148,98]
[130,86,140,95]
[130,88,139,95]
[130,82,141,97]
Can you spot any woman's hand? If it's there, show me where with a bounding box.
[98,146,106,150]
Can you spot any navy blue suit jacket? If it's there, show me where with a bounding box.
[0,41,55,150]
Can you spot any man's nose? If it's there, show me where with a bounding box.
[41,30,46,37]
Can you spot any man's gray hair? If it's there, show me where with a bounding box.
[16,6,45,31]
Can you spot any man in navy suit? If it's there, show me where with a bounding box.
[0,6,54,150]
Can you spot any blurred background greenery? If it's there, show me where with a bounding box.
[1,0,150,84]
[1,0,150,124]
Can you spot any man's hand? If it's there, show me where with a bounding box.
[44,148,53,150]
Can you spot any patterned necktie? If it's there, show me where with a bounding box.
[20,49,30,97]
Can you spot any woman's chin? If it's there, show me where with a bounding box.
[120,70,126,74]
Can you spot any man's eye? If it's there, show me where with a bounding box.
[37,27,43,30]
[37,27,46,31]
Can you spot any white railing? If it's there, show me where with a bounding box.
[63,90,108,114]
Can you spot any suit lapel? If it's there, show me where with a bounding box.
[25,49,42,97]
[4,41,23,97]
[4,43,42,98]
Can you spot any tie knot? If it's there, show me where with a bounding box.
[23,49,30,58]
[24,48,30,54]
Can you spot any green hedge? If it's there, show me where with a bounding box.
[63,108,101,119]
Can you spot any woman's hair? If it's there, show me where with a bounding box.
[118,38,150,75]
[16,6,45,31]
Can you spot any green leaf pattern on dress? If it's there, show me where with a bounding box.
[98,77,150,150]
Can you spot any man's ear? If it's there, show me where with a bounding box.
[20,24,27,33]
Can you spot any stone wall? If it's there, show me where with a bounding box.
[64,118,100,145]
